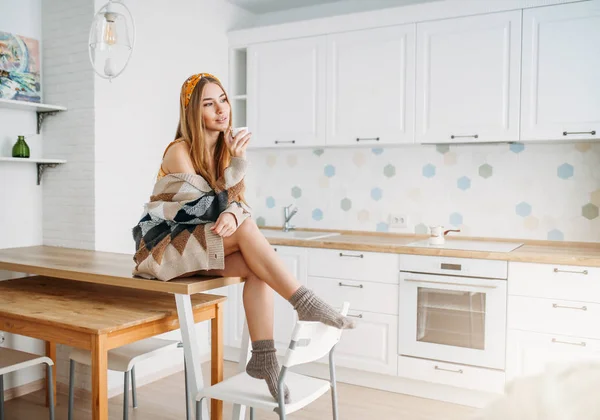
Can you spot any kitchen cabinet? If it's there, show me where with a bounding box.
[326,25,415,146]
[247,36,327,148]
[520,1,600,141]
[415,11,522,144]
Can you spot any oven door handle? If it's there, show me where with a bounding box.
[403,278,498,289]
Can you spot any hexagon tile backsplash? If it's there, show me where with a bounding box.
[245,142,600,243]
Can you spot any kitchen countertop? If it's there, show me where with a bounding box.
[261,228,600,268]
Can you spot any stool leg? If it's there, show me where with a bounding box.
[68,360,75,420]
[123,371,130,420]
[250,407,255,420]
[131,366,137,408]
[46,364,55,420]
[1,374,5,420]
[184,357,190,420]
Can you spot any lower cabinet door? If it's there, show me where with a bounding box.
[506,329,600,382]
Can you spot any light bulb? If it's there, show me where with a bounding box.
[103,12,118,45]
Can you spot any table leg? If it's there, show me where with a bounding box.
[91,334,108,420]
[175,294,209,420]
[45,341,57,407]
[231,316,251,420]
[210,302,224,420]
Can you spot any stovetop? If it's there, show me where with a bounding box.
[405,239,523,253]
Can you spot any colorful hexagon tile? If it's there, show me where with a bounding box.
[557,163,574,179]
[376,222,389,232]
[266,196,276,209]
[357,209,370,222]
[341,198,352,211]
[266,154,277,167]
[524,215,539,230]
[353,151,367,167]
[547,229,564,241]
[478,163,493,179]
[592,190,600,206]
[370,187,383,201]
[509,143,525,154]
[449,212,463,226]
[313,149,325,157]
[287,154,298,167]
[436,144,450,154]
[422,164,436,178]
[515,201,532,217]
[256,217,266,227]
[383,164,396,178]
[312,208,324,221]
[444,152,457,166]
[371,148,384,155]
[582,203,599,220]
[291,186,302,199]
[324,164,336,178]
[575,143,592,153]
[318,176,329,188]
[457,176,471,191]
[414,223,428,234]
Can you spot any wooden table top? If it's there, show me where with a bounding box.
[0,276,227,334]
[0,246,244,295]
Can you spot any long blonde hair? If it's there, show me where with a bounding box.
[174,75,245,203]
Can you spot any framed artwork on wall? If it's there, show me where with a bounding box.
[0,31,41,103]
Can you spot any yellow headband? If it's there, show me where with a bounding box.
[182,73,220,108]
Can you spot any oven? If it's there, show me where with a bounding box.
[399,255,507,370]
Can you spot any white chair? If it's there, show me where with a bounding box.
[0,347,55,420]
[68,337,191,420]
[196,302,350,420]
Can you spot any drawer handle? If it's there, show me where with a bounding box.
[553,268,588,275]
[339,252,364,258]
[450,134,478,139]
[274,140,296,144]
[552,303,587,311]
[356,137,380,142]
[440,263,462,271]
[563,130,596,136]
[552,338,587,347]
[348,313,363,318]
[339,282,364,289]
[434,366,463,374]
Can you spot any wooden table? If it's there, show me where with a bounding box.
[0,246,249,420]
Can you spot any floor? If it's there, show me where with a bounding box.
[3,361,478,419]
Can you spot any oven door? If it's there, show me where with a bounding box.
[399,271,507,370]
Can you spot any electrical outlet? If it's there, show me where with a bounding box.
[389,213,408,228]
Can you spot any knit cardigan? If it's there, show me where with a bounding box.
[132,157,250,281]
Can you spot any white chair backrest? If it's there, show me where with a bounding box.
[282,302,350,368]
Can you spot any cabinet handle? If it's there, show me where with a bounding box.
[434,366,463,374]
[563,130,596,136]
[339,252,364,258]
[338,282,363,289]
[552,338,587,347]
[553,268,588,275]
[450,134,478,139]
[348,313,363,318]
[440,263,462,271]
[552,303,587,311]
[274,140,296,144]
[356,137,380,142]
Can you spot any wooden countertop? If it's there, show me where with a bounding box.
[261,228,600,268]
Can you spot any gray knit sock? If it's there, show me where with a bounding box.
[289,286,356,329]
[246,340,291,403]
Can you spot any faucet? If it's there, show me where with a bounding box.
[283,204,298,232]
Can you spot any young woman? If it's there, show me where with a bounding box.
[133,73,355,403]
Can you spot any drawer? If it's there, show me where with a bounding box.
[400,254,507,279]
[397,356,505,393]
[308,276,398,315]
[509,262,600,302]
[508,295,600,339]
[308,248,398,284]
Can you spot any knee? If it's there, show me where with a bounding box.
[236,217,259,237]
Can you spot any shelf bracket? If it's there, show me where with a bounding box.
[37,163,60,185]
[36,110,60,134]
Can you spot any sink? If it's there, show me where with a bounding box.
[260,229,340,241]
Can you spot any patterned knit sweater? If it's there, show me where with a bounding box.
[132,157,250,281]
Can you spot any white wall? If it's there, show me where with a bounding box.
[0,0,47,391]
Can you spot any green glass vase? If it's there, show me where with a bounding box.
[12,135,30,158]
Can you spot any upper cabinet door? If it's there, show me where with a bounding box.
[521,1,600,142]
[326,25,416,146]
[415,11,521,144]
[247,37,327,148]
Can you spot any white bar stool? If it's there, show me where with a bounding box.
[68,337,190,420]
[0,347,55,420]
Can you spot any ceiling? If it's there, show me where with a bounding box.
[226,0,437,15]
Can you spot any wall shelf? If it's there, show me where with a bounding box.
[0,98,67,134]
[0,157,67,185]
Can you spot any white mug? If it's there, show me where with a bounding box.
[232,127,248,137]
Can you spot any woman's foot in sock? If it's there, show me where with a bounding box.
[289,286,356,329]
[246,340,291,403]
